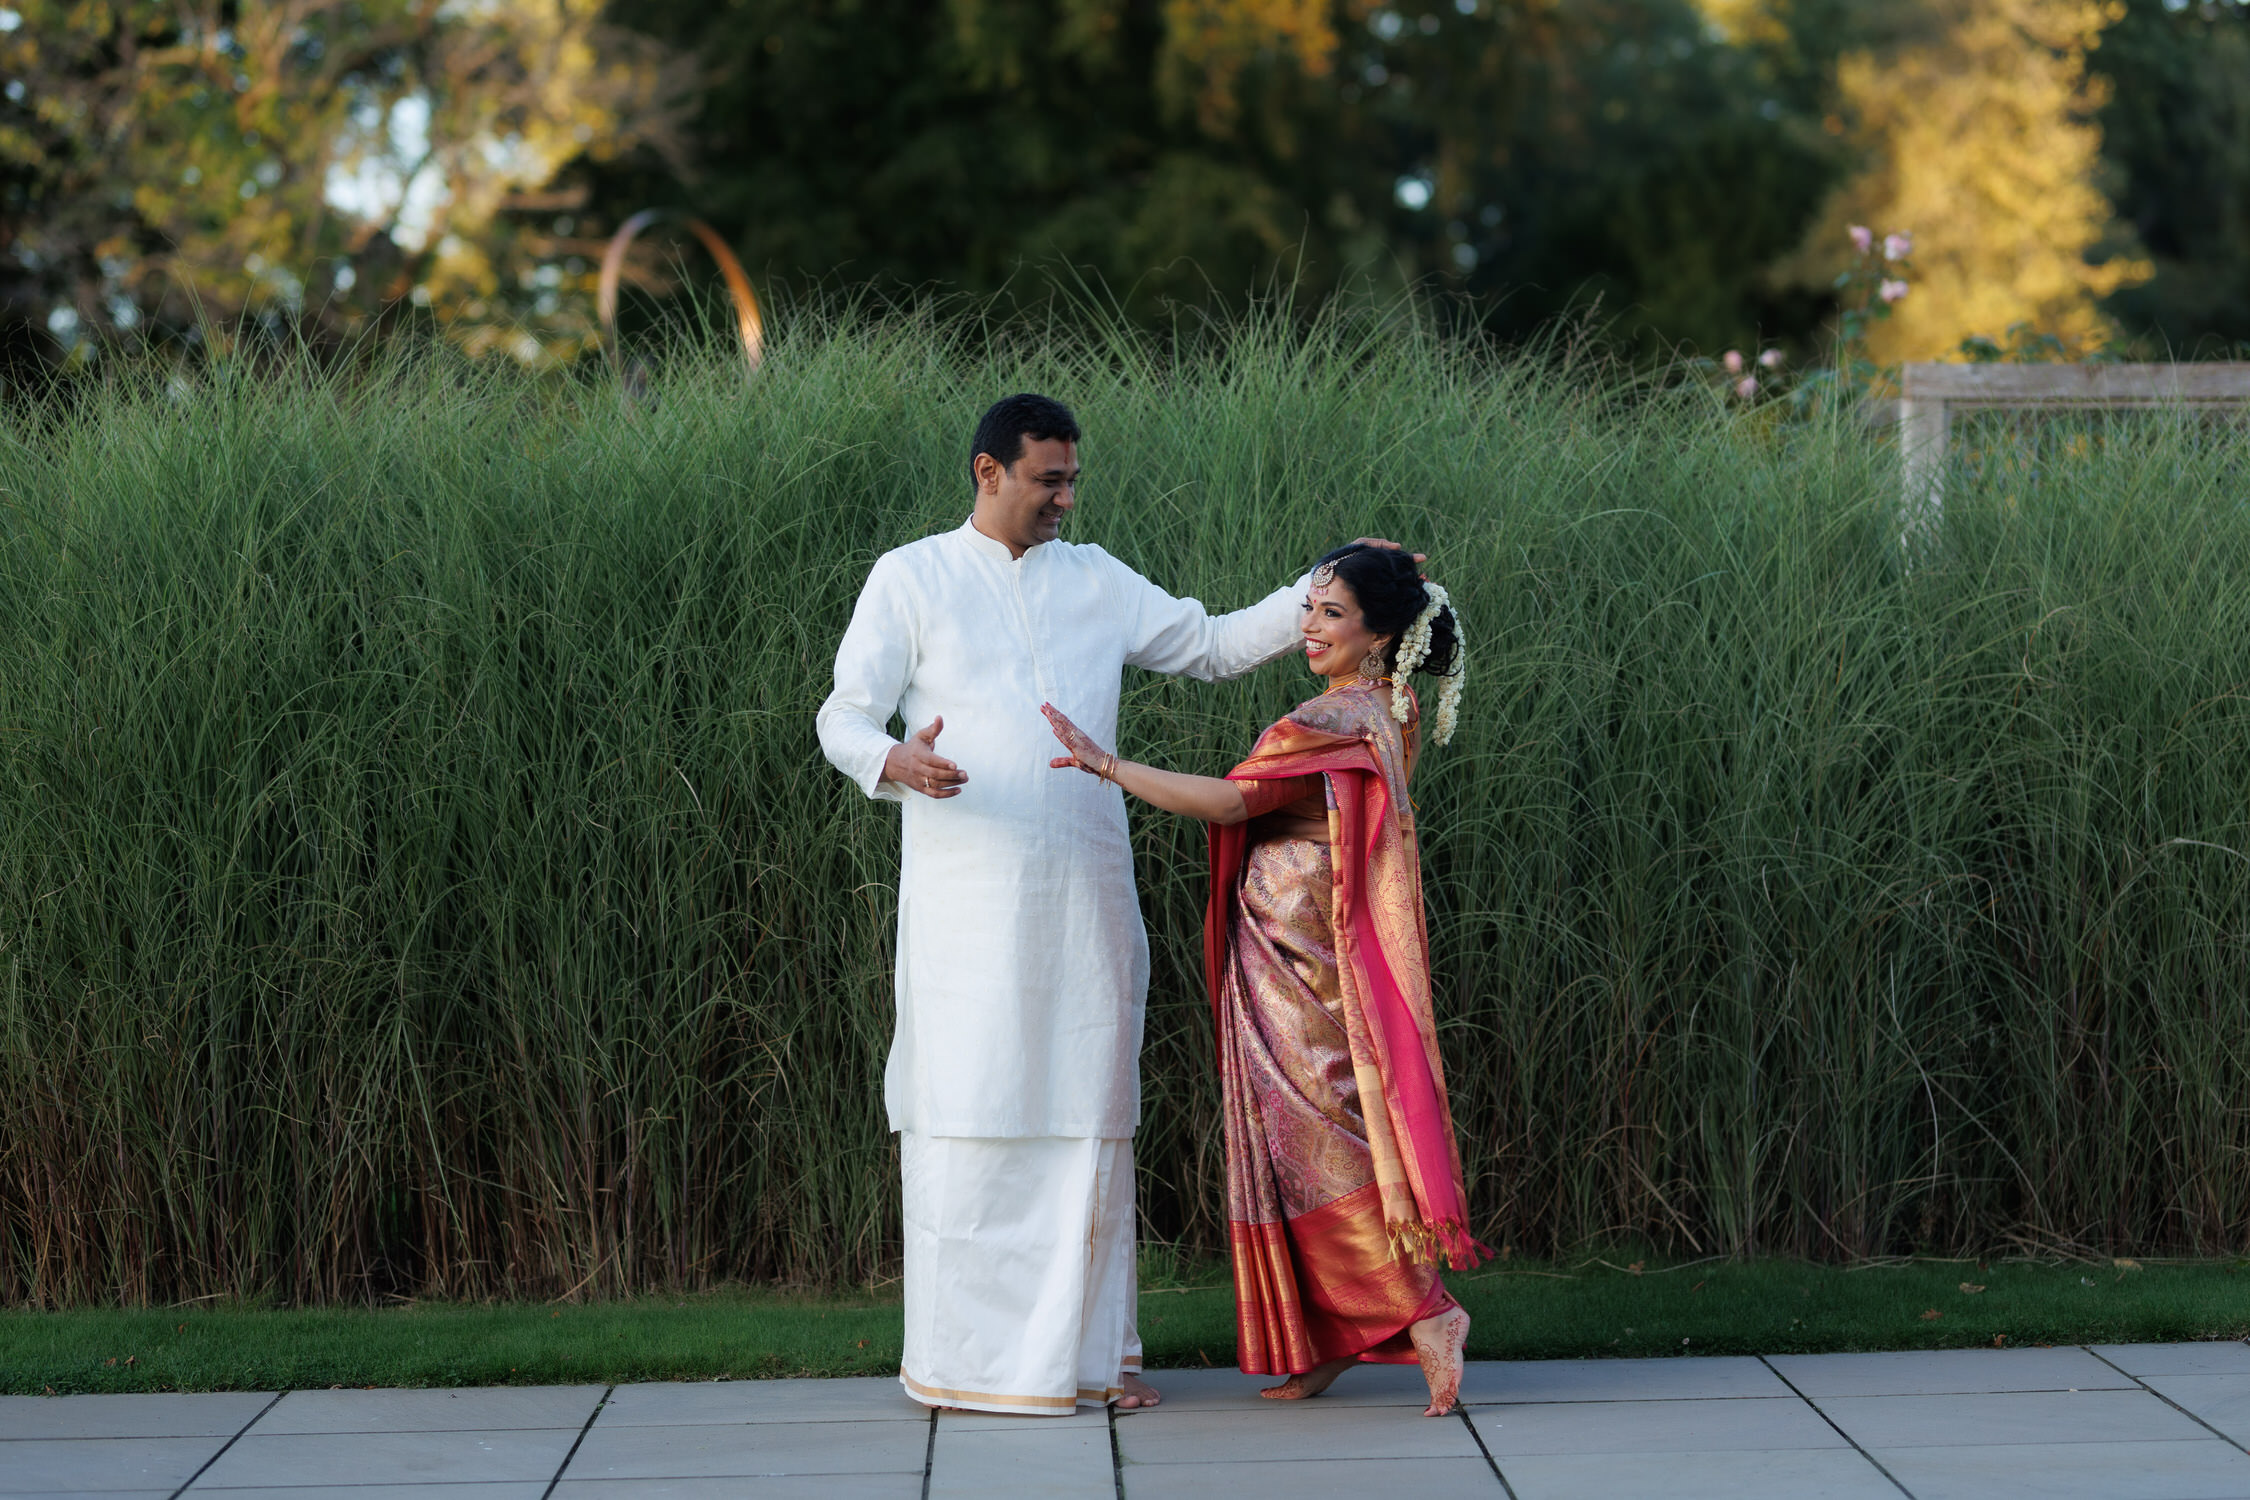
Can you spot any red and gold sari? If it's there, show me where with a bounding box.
[1205,678,1489,1374]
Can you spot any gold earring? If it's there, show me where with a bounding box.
[1358,646,1390,681]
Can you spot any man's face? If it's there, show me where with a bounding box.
[974,437,1079,552]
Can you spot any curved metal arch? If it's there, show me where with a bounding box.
[596,209,764,374]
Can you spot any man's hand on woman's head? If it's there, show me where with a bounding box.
[886,717,968,798]
[1350,536,1428,568]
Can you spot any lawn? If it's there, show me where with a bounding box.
[8,1256,2247,1395]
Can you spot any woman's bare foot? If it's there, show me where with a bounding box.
[1117,1371,1162,1409]
[1260,1355,1354,1400]
[1409,1305,1470,1416]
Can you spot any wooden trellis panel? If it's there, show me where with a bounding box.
[1899,362,2250,527]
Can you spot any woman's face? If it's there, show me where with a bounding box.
[1300,571,1391,682]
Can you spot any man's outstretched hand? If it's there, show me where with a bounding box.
[885,717,967,798]
[1352,536,1428,568]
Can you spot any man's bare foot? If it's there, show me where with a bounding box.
[1117,1371,1162,1409]
[1409,1304,1470,1416]
[1260,1355,1354,1400]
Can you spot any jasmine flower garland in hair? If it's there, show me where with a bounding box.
[1389,580,1465,747]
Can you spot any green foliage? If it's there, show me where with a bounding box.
[590,0,1845,352]
[0,0,686,369]
[590,0,1386,323]
[2095,0,2250,353]
[4,304,2250,1307]
[8,0,2245,374]
[1380,0,1845,354]
[6,1256,2249,1390]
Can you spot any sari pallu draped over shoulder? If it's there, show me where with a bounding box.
[1205,687,1492,1273]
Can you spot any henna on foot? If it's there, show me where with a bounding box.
[1409,1305,1470,1416]
[1260,1356,1355,1400]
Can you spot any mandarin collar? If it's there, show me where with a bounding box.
[957,515,1045,565]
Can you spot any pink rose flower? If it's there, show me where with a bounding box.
[1734,376,1759,400]
[1879,278,1909,303]
[1883,231,1913,261]
[1723,349,1745,374]
[1848,225,1874,254]
[1759,348,1784,369]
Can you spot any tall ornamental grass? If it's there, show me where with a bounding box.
[3,309,2248,1306]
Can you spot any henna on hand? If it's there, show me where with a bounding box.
[1040,702,1110,775]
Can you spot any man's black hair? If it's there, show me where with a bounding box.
[970,393,1081,490]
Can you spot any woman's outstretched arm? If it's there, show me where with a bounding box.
[1042,703,1250,825]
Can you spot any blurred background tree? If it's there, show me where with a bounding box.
[1758,0,2151,363]
[0,0,688,380]
[2096,0,2250,353]
[2,0,2244,381]
[585,0,1850,357]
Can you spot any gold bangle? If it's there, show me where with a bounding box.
[1103,752,1118,783]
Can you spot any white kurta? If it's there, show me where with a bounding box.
[816,518,1305,1138]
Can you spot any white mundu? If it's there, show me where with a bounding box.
[818,517,1303,1413]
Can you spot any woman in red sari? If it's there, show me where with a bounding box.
[1043,542,1484,1417]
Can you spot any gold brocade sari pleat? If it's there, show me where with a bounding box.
[1220,835,1454,1375]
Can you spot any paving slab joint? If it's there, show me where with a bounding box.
[165,1389,283,1500]
[2083,1344,2250,1454]
[538,1383,614,1500]
[1756,1353,1917,1498]
[920,1404,937,1500]
[1454,1404,1519,1499]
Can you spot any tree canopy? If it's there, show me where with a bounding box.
[2,0,2244,377]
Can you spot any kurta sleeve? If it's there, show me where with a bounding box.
[1233,774,1324,819]
[816,554,916,802]
[1108,551,1311,682]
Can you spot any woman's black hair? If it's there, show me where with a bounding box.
[1312,543,1460,678]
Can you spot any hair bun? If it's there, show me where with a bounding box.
[1391,581,1465,744]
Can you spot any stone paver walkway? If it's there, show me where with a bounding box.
[7,1343,2250,1498]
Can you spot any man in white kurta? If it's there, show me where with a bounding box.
[815,394,1306,1414]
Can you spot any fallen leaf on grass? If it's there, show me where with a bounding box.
[1690,1280,1706,1293]
[1627,1261,1645,1275]
[1960,1282,1986,1294]
[1919,1309,1942,1321]
[2114,1257,2141,1273]
[1993,1334,2008,1347]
